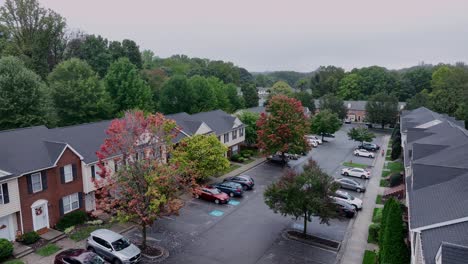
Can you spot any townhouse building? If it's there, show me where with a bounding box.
[315,100,406,122]
[401,107,468,264]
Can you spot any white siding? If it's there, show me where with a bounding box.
[195,122,212,135]
[224,127,245,148]
[0,179,21,218]
[82,159,116,194]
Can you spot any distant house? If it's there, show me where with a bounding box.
[401,107,468,264]
[167,110,246,157]
[314,100,406,122]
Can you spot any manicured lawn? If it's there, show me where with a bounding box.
[362,250,377,264]
[372,208,383,222]
[385,156,393,161]
[342,161,369,169]
[380,179,389,187]
[4,260,25,264]
[387,161,404,173]
[382,170,391,178]
[376,195,383,204]
[69,224,111,241]
[36,244,60,256]
[220,164,241,175]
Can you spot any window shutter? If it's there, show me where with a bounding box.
[2,183,9,204]
[26,175,33,194]
[59,198,64,216]
[91,165,96,178]
[72,164,77,181]
[60,167,65,184]
[78,192,83,208]
[41,172,48,190]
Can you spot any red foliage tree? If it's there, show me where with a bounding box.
[94,110,195,249]
[256,95,311,162]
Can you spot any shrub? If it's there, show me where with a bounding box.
[242,153,251,159]
[389,173,402,187]
[238,157,245,163]
[372,208,383,223]
[19,231,40,245]
[380,198,409,264]
[86,219,104,225]
[0,239,13,261]
[230,154,241,162]
[64,226,75,234]
[363,250,377,264]
[391,140,401,160]
[368,223,380,244]
[56,210,88,231]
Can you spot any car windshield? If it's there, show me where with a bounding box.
[210,188,221,194]
[84,255,105,264]
[343,193,355,200]
[111,238,131,251]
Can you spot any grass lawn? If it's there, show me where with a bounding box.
[372,208,383,223]
[380,179,389,187]
[376,195,383,204]
[69,224,111,241]
[220,164,241,175]
[381,170,391,178]
[385,156,393,161]
[4,260,25,264]
[36,244,60,256]
[362,250,377,264]
[342,161,369,169]
[387,161,404,173]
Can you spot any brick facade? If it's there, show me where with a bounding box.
[18,148,84,233]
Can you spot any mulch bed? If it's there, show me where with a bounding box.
[137,244,163,258]
[287,230,340,249]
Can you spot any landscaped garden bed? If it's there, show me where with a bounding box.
[342,161,370,169]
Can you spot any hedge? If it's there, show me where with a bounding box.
[389,173,402,187]
[379,198,409,264]
[0,239,13,262]
[56,210,88,231]
[367,223,380,244]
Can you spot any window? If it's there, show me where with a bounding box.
[232,130,237,140]
[0,185,3,204]
[62,193,79,214]
[64,164,73,183]
[224,133,229,143]
[91,165,102,180]
[93,236,112,249]
[31,173,42,193]
[239,128,244,137]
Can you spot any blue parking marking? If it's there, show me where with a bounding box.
[209,210,224,217]
[228,200,240,206]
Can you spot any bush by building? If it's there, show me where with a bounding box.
[19,231,40,245]
[55,210,88,231]
[0,238,13,261]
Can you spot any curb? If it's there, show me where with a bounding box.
[283,229,341,252]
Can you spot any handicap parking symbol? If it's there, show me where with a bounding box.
[228,200,240,206]
[209,210,224,217]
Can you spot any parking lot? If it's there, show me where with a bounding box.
[124,124,385,264]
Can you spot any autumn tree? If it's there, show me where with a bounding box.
[347,127,375,145]
[171,134,230,181]
[264,160,339,235]
[95,111,194,249]
[257,95,310,162]
[310,110,341,141]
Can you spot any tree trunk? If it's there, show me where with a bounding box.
[303,212,308,235]
[141,223,147,249]
[281,152,286,167]
[322,133,325,142]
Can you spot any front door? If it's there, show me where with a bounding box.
[32,201,49,231]
[0,215,12,241]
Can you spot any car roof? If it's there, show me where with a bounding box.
[90,229,123,242]
[56,248,87,258]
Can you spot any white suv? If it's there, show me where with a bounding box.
[341,167,371,179]
[353,148,375,158]
[306,135,322,144]
[332,190,362,210]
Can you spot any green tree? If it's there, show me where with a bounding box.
[48,58,113,126]
[226,83,244,112]
[365,92,399,128]
[310,110,341,141]
[319,94,347,120]
[380,199,409,264]
[429,65,468,115]
[237,111,260,145]
[338,73,363,100]
[347,127,375,145]
[295,78,309,91]
[264,159,339,235]
[257,95,310,161]
[310,66,345,97]
[141,68,168,112]
[399,66,433,100]
[242,83,259,108]
[405,90,430,110]
[108,40,124,61]
[188,75,217,113]
[349,66,399,97]
[160,75,195,114]
[74,35,112,77]
[209,77,231,112]
[0,56,52,130]
[122,39,142,69]
[105,57,152,113]
[171,134,230,180]
[293,91,315,112]
[0,0,67,77]
[141,49,155,69]
[269,80,294,97]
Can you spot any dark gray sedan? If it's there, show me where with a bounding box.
[335,178,366,193]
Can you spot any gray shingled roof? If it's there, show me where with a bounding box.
[315,100,406,111]
[191,110,240,135]
[0,126,66,177]
[440,242,468,264]
[166,112,209,143]
[421,221,468,264]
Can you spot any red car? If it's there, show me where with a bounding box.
[194,186,230,204]
[54,248,104,264]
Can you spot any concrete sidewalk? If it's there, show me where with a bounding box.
[338,135,390,264]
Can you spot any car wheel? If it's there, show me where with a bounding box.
[356,188,361,193]
[113,259,122,264]
[353,205,359,211]
[194,194,199,199]
[355,153,359,156]
[229,192,234,197]
[242,185,248,191]
[344,172,349,176]
[214,199,220,204]
[361,175,366,179]
[369,155,372,158]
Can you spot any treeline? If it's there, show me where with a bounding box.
[257,64,468,126]
[0,0,257,131]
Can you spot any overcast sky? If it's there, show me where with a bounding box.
[38,0,468,72]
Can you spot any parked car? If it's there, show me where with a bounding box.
[358,142,380,152]
[344,118,352,124]
[306,135,323,144]
[285,153,301,160]
[341,167,371,179]
[353,148,375,158]
[267,155,290,167]
[224,175,255,190]
[86,229,141,264]
[321,132,335,138]
[333,199,356,218]
[194,186,230,204]
[307,138,319,147]
[335,178,366,193]
[211,181,244,197]
[55,249,105,264]
[332,190,363,210]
